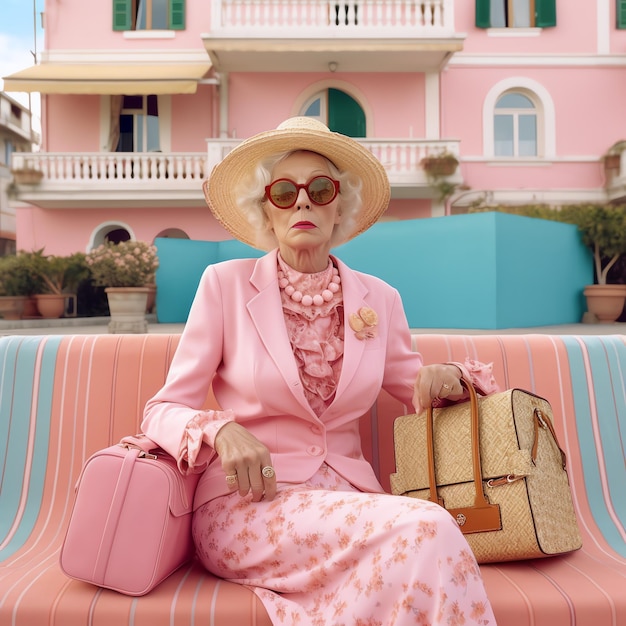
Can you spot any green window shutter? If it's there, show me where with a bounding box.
[112,0,132,31]
[328,89,366,138]
[170,0,185,30]
[475,0,491,28]
[618,0,626,28]
[535,0,556,28]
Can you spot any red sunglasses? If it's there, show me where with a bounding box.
[264,176,340,209]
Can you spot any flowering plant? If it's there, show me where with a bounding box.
[86,240,159,288]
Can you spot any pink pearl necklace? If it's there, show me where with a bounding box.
[278,266,341,307]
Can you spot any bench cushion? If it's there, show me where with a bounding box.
[1,333,624,625]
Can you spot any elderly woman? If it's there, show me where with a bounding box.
[142,117,498,625]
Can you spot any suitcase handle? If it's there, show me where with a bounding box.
[425,378,502,534]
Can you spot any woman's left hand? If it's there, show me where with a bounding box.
[412,364,464,415]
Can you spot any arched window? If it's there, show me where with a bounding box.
[301,88,365,137]
[88,222,135,250]
[494,92,537,157]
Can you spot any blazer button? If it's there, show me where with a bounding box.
[306,445,324,456]
[310,425,322,435]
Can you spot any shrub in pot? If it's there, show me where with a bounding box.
[0,253,44,319]
[557,204,626,322]
[85,240,159,333]
[28,250,90,318]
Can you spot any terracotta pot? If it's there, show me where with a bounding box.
[603,154,621,170]
[420,156,458,177]
[22,296,39,318]
[11,169,44,184]
[0,296,27,320]
[105,287,150,333]
[34,294,67,319]
[583,284,626,323]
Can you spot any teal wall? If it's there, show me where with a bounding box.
[155,213,593,329]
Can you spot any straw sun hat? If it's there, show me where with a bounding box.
[202,117,391,250]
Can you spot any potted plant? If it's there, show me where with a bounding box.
[602,140,626,174]
[420,151,459,178]
[28,250,90,318]
[11,157,44,185]
[86,240,159,333]
[0,253,43,320]
[558,204,626,322]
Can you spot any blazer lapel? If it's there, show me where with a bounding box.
[246,251,313,414]
[332,257,368,399]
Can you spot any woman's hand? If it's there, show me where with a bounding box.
[214,421,277,502]
[412,364,464,415]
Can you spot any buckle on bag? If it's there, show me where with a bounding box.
[120,442,158,460]
[486,474,525,488]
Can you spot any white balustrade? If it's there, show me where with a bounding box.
[11,153,209,184]
[211,0,454,34]
[11,138,459,193]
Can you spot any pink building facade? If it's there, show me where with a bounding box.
[4,0,626,256]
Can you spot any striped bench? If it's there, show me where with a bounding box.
[1,333,624,625]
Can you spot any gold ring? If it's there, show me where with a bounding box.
[225,474,238,486]
[261,466,275,479]
[441,382,451,393]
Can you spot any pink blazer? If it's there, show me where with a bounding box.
[142,249,423,509]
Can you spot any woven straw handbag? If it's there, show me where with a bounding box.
[390,380,582,563]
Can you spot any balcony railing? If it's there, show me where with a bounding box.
[11,139,461,207]
[208,138,461,186]
[11,152,208,184]
[210,0,455,36]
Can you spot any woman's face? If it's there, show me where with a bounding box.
[263,151,342,260]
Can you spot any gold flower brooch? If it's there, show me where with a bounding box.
[349,307,378,340]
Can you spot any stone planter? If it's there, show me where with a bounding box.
[145,284,157,314]
[105,287,150,334]
[583,284,626,323]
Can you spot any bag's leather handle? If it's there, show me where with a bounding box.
[425,378,502,534]
[119,434,160,459]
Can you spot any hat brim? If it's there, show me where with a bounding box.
[203,126,390,250]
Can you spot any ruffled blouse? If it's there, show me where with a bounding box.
[277,254,345,417]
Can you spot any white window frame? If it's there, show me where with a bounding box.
[483,78,555,160]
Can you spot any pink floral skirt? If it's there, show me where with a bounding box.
[193,464,496,625]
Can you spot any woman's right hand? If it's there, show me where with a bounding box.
[213,421,277,502]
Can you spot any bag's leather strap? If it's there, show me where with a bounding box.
[92,448,140,584]
[532,408,567,469]
[425,378,502,534]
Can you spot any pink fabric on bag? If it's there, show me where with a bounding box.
[60,442,199,596]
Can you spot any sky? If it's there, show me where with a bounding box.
[1,0,45,130]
